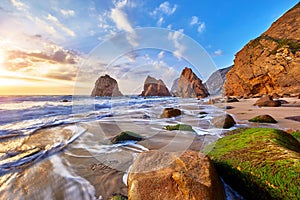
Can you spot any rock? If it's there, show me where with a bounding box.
[253,95,281,107]
[174,67,209,99]
[211,114,236,129]
[291,131,300,142]
[204,128,300,199]
[110,131,143,144]
[223,106,234,110]
[223,3,300,97]
[61,99,70,102]
[170,78,179,96]
[140,76,171,97]
[91,74,123,97]
[204,66,233,96]
[285,116,300,122]
[248,115,278,123]
[110,194,128,200]
[128,150,225,200]
[160,108,181,118]
[164,124,195,132]
[226,97,239,103]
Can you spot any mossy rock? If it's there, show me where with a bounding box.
[111,131,143,144]
[110,194,128,200]
[203,128,300,200]
[249,115,277,123]
[164,124,195,132]
[291,132,300,143]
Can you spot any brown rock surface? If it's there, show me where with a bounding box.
[128,150,225,200]
[160,108,182,118]
[254,95,281,107]
[140,76,171,97]
[91,74,123,97]
[175,67,209,98]
[224,3,300,97]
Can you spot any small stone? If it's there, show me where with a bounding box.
[110,131,144,144]
[164,124,195,132]
[160,108,181,118]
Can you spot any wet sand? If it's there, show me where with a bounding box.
[214,97,300,131]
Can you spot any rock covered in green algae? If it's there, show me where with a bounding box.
[248,115,278,123]
[110,194,128,200]
[164,124,195,132]
[110,131,144,144]
[204,128,300,200]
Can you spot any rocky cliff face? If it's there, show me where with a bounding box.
[224,3,300,97]
[91,74,123,97]
[205,66,232,96]
[140,76,171,96]
[174,67,209,98]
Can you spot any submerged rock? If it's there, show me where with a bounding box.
[110,194,128,200]
[211,114,236,129]
[110,131,143,144]
[174,67,209,99]
[160,108,181,118]
[91,74,123,97]
[128,150,225,200]
[249,115,278,123]
[204,128,300,199]
[164,124,195,132]
[140,76,171,97]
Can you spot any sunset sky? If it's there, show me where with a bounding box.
[0,0,298,95]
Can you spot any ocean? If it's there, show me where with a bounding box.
[0,95,242,199]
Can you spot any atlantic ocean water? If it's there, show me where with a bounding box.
[0,95,243,199]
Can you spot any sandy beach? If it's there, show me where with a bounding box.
[215,97,300,131]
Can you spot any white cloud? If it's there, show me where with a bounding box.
[47,14,76,37]
[190,16,198,26]
[10,0,28,11]
[213,49,224,56]
[190,16,205,33]
[152,1,177,16]
[197,22,205,33]
[157,17,164,26]
[168,29,185,60]
[158,51,164,59]
[60,9,75,17]
[167,24,172,30]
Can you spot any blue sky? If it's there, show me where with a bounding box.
[0,0,298,94]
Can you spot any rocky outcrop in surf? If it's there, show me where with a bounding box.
[91,74,123,97]
[140,76,171,97]
[173,67,209,98]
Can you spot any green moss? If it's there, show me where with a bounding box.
[110,131,143,144]
[164,124,195,132]
[249,115,277,123]
[110,194,128,200]
[204,128,300,199]
[291,132,300,143]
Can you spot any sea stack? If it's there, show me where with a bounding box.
[174,67,209,98]
[91,74,123,97]
[140,76,171,97]
[223,3,300,97]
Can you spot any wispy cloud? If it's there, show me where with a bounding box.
[47,14,76,37]
[158,51,164,59]
[190,15,206,33]
[60,9,75,17]
[168,29,186,60]
[10,0,28,11]
[212,49,224,56]
[151,1,177,16]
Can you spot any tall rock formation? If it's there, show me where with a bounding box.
[224,3,300,97]
[140,76,171,97]
[205,66,232,96]
[91,74,123,97]
[174,67,209,98]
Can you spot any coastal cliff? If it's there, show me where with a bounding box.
[224,3,300,97]
[91,74,123,97]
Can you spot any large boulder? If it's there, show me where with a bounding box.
[140,76,171,97]
[254,95,281,107]
[223,3,300,97]
[91,74,123,97]
[205,128,300,199]
[128,150,225,200]
[174,67,209,99]
[160,108,181,118]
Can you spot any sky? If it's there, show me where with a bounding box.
[0,0,298,95]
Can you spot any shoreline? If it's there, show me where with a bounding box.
[214,97,300,132]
